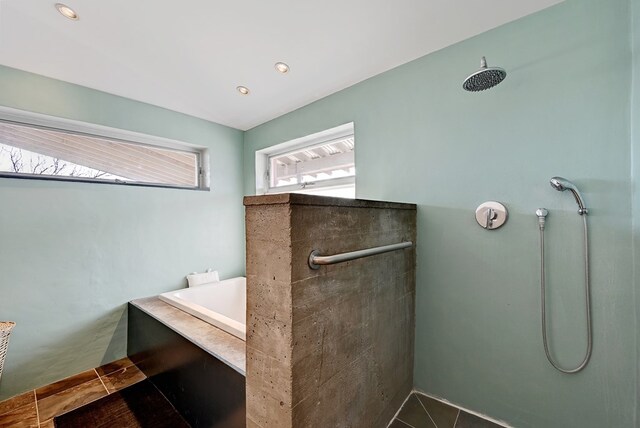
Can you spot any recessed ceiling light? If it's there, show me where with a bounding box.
[236,86,250,95]
[274,62,290,74]
[55,3,79,20]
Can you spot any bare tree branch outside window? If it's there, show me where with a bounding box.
[0,144,120,179]
[0,119,200,187]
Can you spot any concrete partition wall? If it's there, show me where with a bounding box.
[244,193,416,428]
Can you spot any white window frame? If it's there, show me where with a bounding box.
[0,106,210,190]
[255,122,354,195]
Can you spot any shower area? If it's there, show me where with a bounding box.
[244,193,416,427]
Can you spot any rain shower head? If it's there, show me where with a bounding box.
[463,57,506,92]
[550,176,588,215]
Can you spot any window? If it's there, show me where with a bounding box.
[0,107,208,190]
[255,123,355,198]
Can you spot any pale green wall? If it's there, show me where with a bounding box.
[0,66,245,400]
[244,1,637,427]
[632,0,640,426]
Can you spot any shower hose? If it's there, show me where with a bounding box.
[538,215,592,373]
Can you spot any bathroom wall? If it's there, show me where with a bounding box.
[0,65,245,400]
[632,1,640,426]
[244,0,637,427]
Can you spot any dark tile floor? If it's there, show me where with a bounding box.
[391,392,507,428]
[0,357,145,427]
[3,365,508,428]
[53,379,188,428]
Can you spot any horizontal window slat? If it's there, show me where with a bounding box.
[0,120,201,188]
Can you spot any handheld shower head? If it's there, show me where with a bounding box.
[550,177,588,215]
[549,177,570,191]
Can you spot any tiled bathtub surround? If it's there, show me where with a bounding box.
[391,392,507,428]
[128,302,246,427]
[129,297,245,374]
[0,357,144,427]
[244,194,417,428]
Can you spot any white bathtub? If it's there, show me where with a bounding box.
[159,277,246,340]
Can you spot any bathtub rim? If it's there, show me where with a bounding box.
[158,277,246,341]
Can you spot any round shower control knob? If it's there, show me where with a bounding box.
[475,201,508,230]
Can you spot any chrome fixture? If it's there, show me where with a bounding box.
[308,241,412,270]
[550,177,588,215]
[463,57,506,92]
[535,208,548,230]
[475,201,508,230]
[537,177,592,373]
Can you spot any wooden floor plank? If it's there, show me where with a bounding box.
[53,380,189,428]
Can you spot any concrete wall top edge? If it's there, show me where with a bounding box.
[243,193,417,210]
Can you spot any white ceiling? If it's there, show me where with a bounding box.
[0,0,561,130]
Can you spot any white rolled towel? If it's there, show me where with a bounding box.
[186,270,220,287]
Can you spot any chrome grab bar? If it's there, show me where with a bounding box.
[308,241,413,270]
